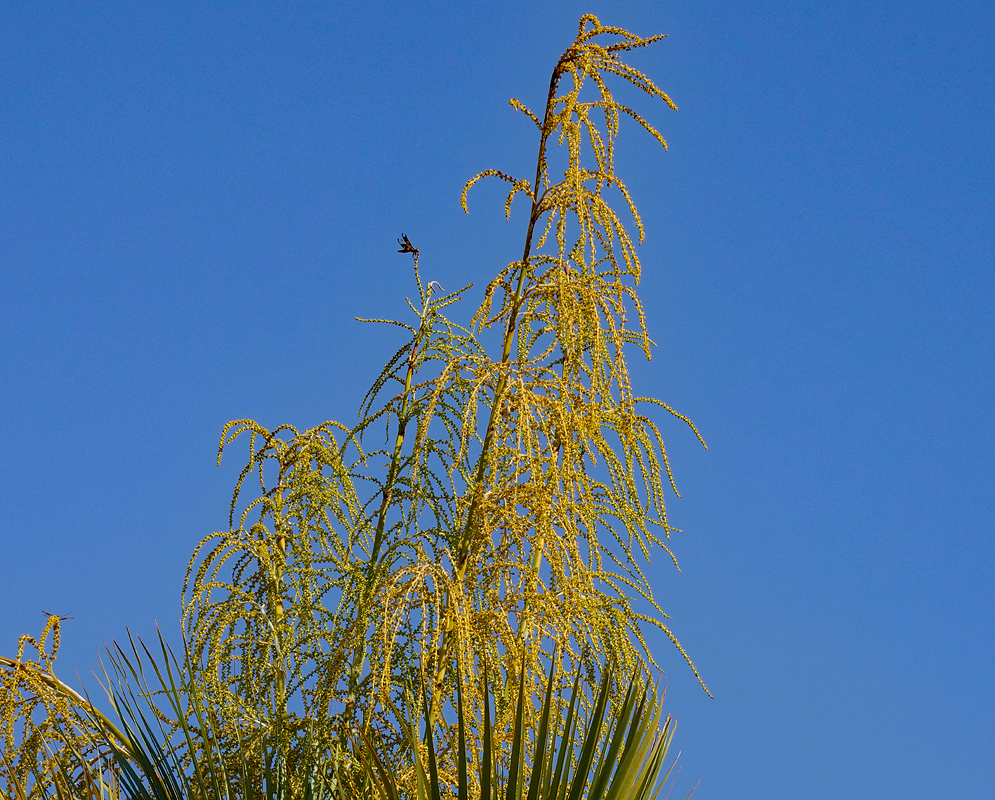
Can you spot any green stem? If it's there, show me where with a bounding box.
[347,263,431,706]
[369,334,422,567]
[269,490,289,729]
[428,56,570,726]
[454,69,560,574]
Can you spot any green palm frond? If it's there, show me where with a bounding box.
[386,658,685,800]
[92,633,364,800]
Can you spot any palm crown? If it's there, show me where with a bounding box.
[1,16,705,800]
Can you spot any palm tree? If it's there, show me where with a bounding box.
[2,15,703,800]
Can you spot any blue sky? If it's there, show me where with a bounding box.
[1,2,992,797]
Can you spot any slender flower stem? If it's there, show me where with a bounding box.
[428,56,571,726]
[347,254,430,706]
[453,60,564,576]
[370,324,422,567]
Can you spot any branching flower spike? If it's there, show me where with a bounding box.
[2,16,708,800]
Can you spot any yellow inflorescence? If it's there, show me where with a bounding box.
[0,617,113,800]
[3,15,709,800]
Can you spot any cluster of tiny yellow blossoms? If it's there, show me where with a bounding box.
[2,16,707,800]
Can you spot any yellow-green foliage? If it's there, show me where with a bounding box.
[1,15,705,800]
